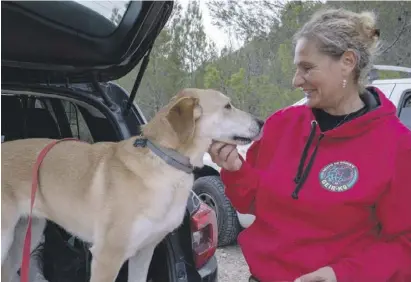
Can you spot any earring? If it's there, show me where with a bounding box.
[342,79,347,89]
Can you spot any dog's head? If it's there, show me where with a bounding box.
[142,88,264,166]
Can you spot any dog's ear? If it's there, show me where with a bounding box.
[165,96,200,144]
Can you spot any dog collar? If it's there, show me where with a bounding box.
[133,138,194,174]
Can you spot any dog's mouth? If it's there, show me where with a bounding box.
[232,136,253,145]
[214,131,263,146]
[213,136,253,145]
[233,128,264,144]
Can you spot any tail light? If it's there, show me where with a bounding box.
[190,202,218,269]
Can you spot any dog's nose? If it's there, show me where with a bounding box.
[256,119,265,130]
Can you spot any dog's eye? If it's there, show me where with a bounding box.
[224,103,232,110]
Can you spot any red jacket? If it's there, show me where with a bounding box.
[221,87,411,282]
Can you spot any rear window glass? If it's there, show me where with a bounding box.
[14,1,133,37]
[399,94,411,130]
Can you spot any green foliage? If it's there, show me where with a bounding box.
[378,71,403,80]
[115,0,411,121]
[203,65,223,89]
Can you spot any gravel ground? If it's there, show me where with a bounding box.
[215,244,250,282]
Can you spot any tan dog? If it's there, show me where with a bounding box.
[1,88,264,282]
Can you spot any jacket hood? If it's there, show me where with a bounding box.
[305,86,397,139]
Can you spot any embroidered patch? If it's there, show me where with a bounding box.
[319,161,359,192]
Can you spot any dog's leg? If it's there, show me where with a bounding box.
[89,243,127,282]
[2,217,47,282]
[127,244,156,282]
[29,251,50,282]
[1,198,20,264]
[1,217,19,264]
[1,206,19,282]
[1,221,17,282]
[6,252,49,282]
[2,227,15,263]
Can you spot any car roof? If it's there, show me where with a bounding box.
[371,78,411,85]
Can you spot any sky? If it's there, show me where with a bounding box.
[75,0,231,52]
[179,0,231,51]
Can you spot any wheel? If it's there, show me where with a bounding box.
[193,175,241,247]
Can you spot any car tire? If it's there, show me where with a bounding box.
[193,175,241,247]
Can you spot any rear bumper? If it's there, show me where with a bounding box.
[198,255,218,282]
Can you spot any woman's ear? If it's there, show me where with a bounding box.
[340,49,357,77]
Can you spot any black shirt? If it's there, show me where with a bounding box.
[312,90,379,132]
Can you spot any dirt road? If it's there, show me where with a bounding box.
[215,245,250,282]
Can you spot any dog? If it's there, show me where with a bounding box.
[1,88,264,282]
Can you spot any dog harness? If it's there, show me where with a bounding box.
[21,138,78,282]
[133,137,194,174]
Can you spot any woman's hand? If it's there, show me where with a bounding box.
[294,266,337,282]
[208,141,243,171]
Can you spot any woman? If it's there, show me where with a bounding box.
[209,8,411,282]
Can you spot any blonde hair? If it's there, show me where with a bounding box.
[293,8,381,85]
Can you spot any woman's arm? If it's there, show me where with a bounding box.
[220,140,263,214]
[330,134,411,282]
[220,108,285,214]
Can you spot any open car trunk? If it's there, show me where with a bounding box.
[2,3,177,277]
[2,2,219,281]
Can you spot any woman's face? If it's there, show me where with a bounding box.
[292,37,348,110]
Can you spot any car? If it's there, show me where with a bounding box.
[1,1,218,281]
[198,64,411,241]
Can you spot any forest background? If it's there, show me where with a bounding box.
[113,0,411,120]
